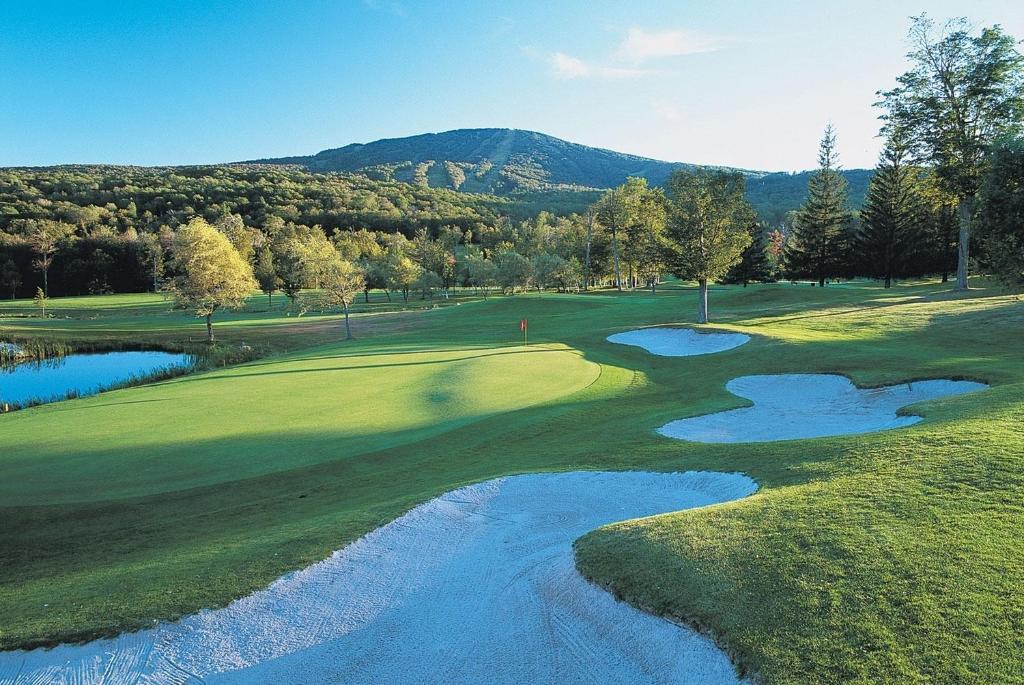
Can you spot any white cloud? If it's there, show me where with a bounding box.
[616,27,719,63]
[651,100,685,122]
[549,52,648,80]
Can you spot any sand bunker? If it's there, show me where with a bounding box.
[607,327,750,357]
[1,471,757,685]
[659,374,988,443]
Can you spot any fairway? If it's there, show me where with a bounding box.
[2,281,1023,685]
[0,343,598,503]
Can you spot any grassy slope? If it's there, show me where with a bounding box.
[1,282,1021,685]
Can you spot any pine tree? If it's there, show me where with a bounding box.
[857,130,927,287]
[786,125,852,286]
[725,222,773,286]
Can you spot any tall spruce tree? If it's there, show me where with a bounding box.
[858,129,927,287]
[725,222,773,286]
[786,124,852,286]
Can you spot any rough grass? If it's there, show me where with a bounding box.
[0,280,1021,685]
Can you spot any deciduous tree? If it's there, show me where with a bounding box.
[320,257,366,339]
[877,15,1024,290]
[663,170,755,323]
[167,218,256,343]
[29,221,75,297]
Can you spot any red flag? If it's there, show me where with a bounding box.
[520,319,527,331]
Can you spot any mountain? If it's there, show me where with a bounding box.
[252,128,871,219]
[252,128,744,193]
[746,169,872,224]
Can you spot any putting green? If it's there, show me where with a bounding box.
[0,343,598,504]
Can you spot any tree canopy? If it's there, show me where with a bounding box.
[662,169,755,322]
[166,217,257,342]
[877,15,1024,289]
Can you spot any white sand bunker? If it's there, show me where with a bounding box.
[659,374,988,443]
[608,327,750,357]
[1,471,757,685]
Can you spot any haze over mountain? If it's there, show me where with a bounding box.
[253,128,871,220]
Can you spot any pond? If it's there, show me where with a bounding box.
[0,351,195,408]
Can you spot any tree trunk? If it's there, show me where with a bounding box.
[611,226,623,291]
[267,292,272,308]
[941,271,949,283]
[43,268,48,298]
[384,289,391,302]
[955,198,971,291]
[884,274,891,288]
[343,303,353,340]
[697,279,709,323]
[364,288,369,304]
[205,313,214,343]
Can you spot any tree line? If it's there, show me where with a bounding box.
[0,164,517,299]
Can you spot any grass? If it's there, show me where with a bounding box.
[1,280,1022,684]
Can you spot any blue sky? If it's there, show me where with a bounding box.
[2,0,1022,170]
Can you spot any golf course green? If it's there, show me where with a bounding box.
[1,280,1021,685]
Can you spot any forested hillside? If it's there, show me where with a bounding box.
[254,128,694,193]
[255,128,871,220]
[746,169,872,224]
[0,165,513,297]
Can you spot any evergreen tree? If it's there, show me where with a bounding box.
[976,137,1024,289]
[916,173,959,282]
[0,258,21,299]
[254,245,281,308]
[786,124,852,286]
[725,222,773,286]
[857,130,927,287]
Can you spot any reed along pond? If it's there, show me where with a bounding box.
[0,351,194,408]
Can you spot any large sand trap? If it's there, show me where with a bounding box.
[659,374,988,443]
[0,471,757,685]
[608,327,750,357]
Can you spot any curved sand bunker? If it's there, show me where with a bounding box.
[659,374,988,443]
[608,327,750,357]
[1,471,757,685]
